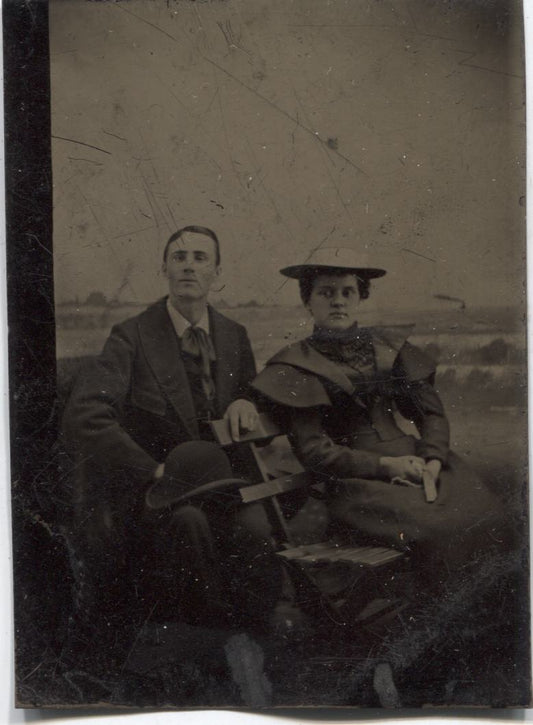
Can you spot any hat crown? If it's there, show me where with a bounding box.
[303,247,372,269]
[280,246,386,279]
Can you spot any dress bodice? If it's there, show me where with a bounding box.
[251,326,450,467]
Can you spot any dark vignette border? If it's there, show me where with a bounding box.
[3,0,64,703]
[4,0,55,443]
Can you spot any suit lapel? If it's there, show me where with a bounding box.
[138,299,199,438]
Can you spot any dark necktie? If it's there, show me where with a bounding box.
[181,326,217,402]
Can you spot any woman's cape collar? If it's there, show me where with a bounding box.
[252,325,428,408]
[272,325,415,378]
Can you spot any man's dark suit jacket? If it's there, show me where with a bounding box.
[61,297,256,541]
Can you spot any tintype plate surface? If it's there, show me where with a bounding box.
[5,0,530,711]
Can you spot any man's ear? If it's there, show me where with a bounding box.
[215,265,222,278]
[162,262,168,278]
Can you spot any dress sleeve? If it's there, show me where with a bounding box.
[288,406,386,480]
[394,379,450,464]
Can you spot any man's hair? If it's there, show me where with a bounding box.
[163,226,221,266]
[299,269,371,305]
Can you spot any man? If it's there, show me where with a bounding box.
[60,225,281,670]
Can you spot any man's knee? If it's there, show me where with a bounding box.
[170,504,211,538]
[171,502,207,524]
[233,502,273,541]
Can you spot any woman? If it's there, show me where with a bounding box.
[251,248,510,596]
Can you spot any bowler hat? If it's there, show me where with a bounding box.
[145,441,246,510]
[280,247,386,280]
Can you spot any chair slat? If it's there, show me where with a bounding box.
[277,542,336,560]
[277,541,404,568]
[239,471,313,503]
[296,545,367,563]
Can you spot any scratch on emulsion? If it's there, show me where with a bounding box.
[52,135,111,156]
[401,248,437,263]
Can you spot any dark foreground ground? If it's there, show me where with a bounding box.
[13,530,530,709]
[14,565,530,710]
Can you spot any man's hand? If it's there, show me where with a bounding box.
[224,399,259,441]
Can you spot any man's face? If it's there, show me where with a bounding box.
[163,232,220,304]
[306,273,361,330]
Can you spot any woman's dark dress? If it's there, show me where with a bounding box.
[252,324,509,588]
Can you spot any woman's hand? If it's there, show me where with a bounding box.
[380,455,425,483]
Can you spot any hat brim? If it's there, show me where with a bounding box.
[280,264,386,280]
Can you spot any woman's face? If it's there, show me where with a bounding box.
[306,273,361,330]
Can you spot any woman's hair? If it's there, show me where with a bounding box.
[299,270,371,304]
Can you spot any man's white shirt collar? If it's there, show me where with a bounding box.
[166,298,210,338]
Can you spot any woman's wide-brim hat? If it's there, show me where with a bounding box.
[280,247,386,280]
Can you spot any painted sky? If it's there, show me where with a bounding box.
[50,0,525,313]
